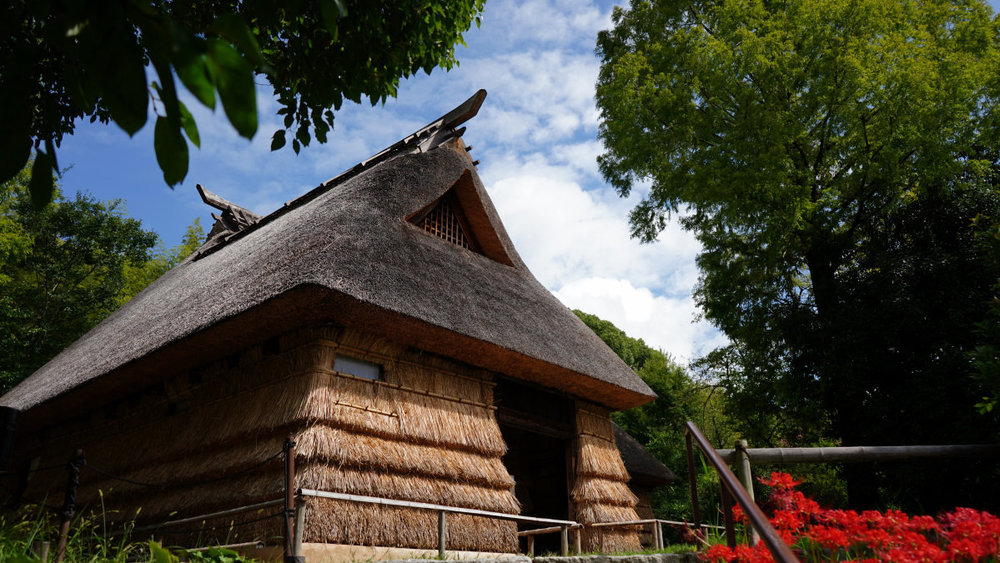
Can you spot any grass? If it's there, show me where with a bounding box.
[0,501,260,562]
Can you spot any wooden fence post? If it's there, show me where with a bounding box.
[294,495,306,557]
[438,510,447,559]
[283,438,304,563]
[55,449,84,563]
[735,439,760,544]
[685,433,702,534]
[720,482,736,549]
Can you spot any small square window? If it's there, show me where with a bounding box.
[333,355,381,380]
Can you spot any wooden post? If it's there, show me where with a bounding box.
[293,496,306,557]
[685,433,702,534]
[438,510,447,559]
[735,439,760,545]
[720,483,736,549]
[560,525,569,556]
[55,449,84,563]
[652,520,663,550]
[574,527,582,554]
[283,439,303,563]
[526,534,535,557]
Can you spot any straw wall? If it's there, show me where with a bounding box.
[572,402,641,552]
[12,325,519,552]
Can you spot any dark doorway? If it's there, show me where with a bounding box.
[494,378,574,555]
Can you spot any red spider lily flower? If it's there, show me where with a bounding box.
[759,472,802,490]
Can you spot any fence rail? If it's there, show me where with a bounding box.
[298,488,582,557]
[715,444,1000,465]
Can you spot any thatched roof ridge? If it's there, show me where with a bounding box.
[2,140,654,415]
[612,423,677,486]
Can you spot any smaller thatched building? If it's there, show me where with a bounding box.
[0,91,662,558]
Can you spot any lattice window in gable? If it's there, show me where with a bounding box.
[422,198,471,249]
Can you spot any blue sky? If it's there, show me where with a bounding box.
[56,0,995,363]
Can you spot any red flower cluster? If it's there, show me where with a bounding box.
[701,472,1000,562]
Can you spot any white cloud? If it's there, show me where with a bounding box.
[460,50,602,146]
[480,0,610,50]
[554,277,722,362]
[486,165,700,291]
[481,154,716,360]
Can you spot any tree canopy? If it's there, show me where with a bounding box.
[1,0,485,205]
[0,167,204,393]
[596,0,1000,509]
[0,168,158,391]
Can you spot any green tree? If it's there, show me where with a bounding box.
[0,168,158,392]
[596,0,1000,509]
[1,0,485,205]
[574,310,736,518]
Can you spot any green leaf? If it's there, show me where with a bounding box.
[178,100,200,148]
[149,540,178,563]
[206,38,257,139]
[208,14,264,66]
[0,132,31,185]
[153,116,189,186]
[175,55,216,110]
[319,0,346,40]
[295,126,311,147]
[29,151,55,209]
[103,33,149,136]
[270,130,286,151]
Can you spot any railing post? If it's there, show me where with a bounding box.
[574,526,582,554]
[685,432,702,534]
[438,510,447,559]
[736,439,760,544]
[560,525,569,556]
[55,449,84,563]
[294,495,307,557]
[526,534,534,556]
[685,422,799,563]
[720,481,736,548]
[653,520,663,550]
[283,438,303,563]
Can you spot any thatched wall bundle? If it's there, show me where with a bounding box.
[293,333,519,551]
[298,464,518,513]
[15,335,316,522]
[304,498,517,552]
[15,326,519,554]
[295,425,514,488]
[302,371,503,454]
[572,403,640,553]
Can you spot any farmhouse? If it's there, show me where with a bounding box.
[0,91,660,557]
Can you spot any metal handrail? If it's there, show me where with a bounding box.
[685,421,799,563]
[298,488,581,556]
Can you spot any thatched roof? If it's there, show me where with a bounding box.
[612,423,677,486]
[1,93,655,422]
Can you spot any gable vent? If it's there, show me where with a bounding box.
[422,198,471,249]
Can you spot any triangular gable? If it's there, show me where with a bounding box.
[405,169,515,266]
